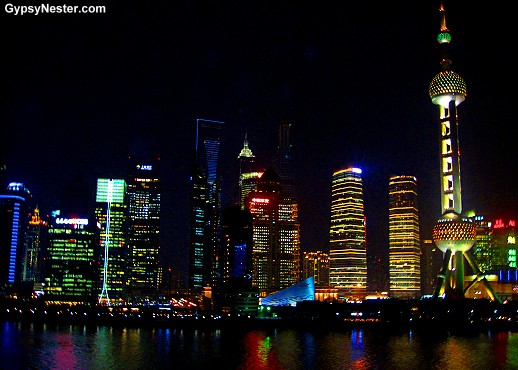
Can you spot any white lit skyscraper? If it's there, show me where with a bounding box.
[329,167,367,299]
[388,175,421,299]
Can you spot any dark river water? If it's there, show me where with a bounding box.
[1,320,518,369]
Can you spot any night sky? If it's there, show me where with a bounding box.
[3,1,516,276]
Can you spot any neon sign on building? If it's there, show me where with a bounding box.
[56,218,89,225]
[252,198,270,204]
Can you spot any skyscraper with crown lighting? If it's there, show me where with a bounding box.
[329,167,367,299]
[237,133,263,210]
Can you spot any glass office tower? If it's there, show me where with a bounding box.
[247,167,300,297]
[329,167,367,299]
[189,119,224,291]
[388,175,421,299]
[126,161,160,300]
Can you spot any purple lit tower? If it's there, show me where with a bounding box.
[429,3,499,301]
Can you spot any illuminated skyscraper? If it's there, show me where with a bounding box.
[429,4,498,301]
[247,167,300,297]
[302,251,329,287]
[22,206,47,284]
[491,219,517,270]
[95,178,128,304]
[470,215,492,272]
[0,182,31,287]
[45,216,99,304]
[219,205,253,287]
[188,119,224,291]
[329,167,367,299]
[388,175,421,299]
[238,134,263,209]
[126,160,160,300]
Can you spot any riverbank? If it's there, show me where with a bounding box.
[2,297,518,333]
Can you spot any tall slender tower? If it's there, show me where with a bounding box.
[188,119,224,291]
[388,176,421,299]
[329,167,367,299]
[429,3,498,301]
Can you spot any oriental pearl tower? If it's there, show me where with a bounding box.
[429,3,499,302]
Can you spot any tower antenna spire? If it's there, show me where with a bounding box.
[439,2,448,32]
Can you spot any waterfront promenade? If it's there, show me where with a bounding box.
[2,297,518,333]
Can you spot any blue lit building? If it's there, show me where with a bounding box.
[0,182,31,288]
[189,119,225,291]
[260,276,315,307]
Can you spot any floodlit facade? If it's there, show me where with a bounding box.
[95,178,128,304]
[126,161,160,299]
[329,167,367,299]
[388,176,420,299]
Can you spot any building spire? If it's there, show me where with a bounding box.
[439,2,448,32]
[238,133,254,159]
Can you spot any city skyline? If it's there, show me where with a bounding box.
[3,1,516,276]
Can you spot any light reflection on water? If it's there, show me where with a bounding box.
[1,321,518,369]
